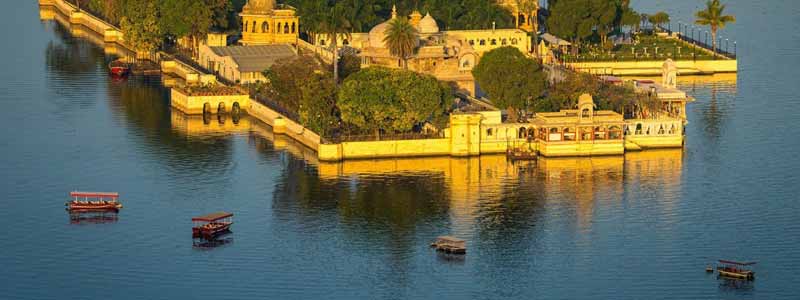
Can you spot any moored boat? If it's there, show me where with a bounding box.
[192,212,233,239]
[108,59,130,77]
[66,191,122,212]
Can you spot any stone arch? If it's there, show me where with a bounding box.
[501,38,507,45]
[218,102,226,114]
[518,127,527,138]
[491,39,497,45]
[262,21,269,33]
[203,102,212,114]
[343,39,349,45]
[243,21,248,32]
[635,123,642,135]
[284,23,289,34]
[276,22,281,33]
[479,39,486,46]
[232,102,241,113]
[291,22,296,33]
[252,21,257,33]
[511,38,518,45]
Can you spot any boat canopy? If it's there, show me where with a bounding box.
[435,236,466,246]
[70,191,119,199]
[719,260,757,266]
[192,212,233,222]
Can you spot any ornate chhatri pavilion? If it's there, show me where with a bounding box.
[239,0,299,46]
[499,0,539,33]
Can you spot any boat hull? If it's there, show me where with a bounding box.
[718,269,754,280]
[66,202,122,212]
[193,222,232,239]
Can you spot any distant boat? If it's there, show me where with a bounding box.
[108,59,130,77]
[717,260,756,280]
[192,212,233,239]
[66,191,123,212]
[430,236,467,254]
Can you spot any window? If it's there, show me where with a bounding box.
[469,40,474,46]
[243,22,248,32]
[563,127,575,141]
[582,108,591,118]
[501,38,507,45]
[252,21,257,33]
[262,21,268,33]
[491,39,497,45]
[487,128,493,136]
[518,127,527,138]
[511,38,518,45]
[594,126,607,140]
[479,39,486,46]
[291,23,296,33]
[284,23,289,34]
[609,126,622,139]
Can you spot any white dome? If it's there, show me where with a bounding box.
[368,20,391,48]
[418,13,439,34]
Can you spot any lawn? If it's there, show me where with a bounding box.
[561,34,719,62]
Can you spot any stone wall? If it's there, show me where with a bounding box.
[567,59,737,75]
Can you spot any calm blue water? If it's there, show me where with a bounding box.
[1,1,799,299]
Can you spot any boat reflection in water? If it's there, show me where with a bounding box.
[68,211,119,224]
[192,236,234,249]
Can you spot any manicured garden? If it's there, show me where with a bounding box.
[560,34,717,62]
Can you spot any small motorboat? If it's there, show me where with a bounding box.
[108,59,131,77]
[66,191,123,212]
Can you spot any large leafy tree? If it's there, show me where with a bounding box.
[384,17,418,69]
[472,46,547,115]
[120,0,162,53]
[160,0,212,54]
[338,67,448,138]
[263,55,337,133]
[546,0,593,51]
[695,0,736,54]
[648,11,670,31]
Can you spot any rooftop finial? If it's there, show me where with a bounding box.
[391,5,397,19]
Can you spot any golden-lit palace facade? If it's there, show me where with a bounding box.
[239,0,299,46]
[321,6,531,96]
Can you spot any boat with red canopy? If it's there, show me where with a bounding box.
[108,59,130,77]
[717,260,756,280]
[192,212,233,239]
[66,191,123,212]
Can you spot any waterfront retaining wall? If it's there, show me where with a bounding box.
[170,89,250,115]
[567,59,737,75]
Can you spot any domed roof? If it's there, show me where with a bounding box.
[368,21,391,48]
[368,5,397,49]
[418,13,439,34]
[242,0,276,14]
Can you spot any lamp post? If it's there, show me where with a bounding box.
[725,38,729,54]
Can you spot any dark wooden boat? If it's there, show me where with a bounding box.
[430,236,467,254]
[66,191,122,212]
[192,212,233,239]
[717,260,756,280]
[108,59,130,77]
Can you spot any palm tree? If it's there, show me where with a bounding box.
[383,17,418,69]
[319,3,352,83]
[695,0,736,54]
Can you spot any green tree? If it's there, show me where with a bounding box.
[648,11,670,31]
[263,55,337,133]
[383,17,418,69]
[472,46,547,116]
[620,8,640,33]
[338,67,448,138]
[120,0,162,53]
[546,0,593,51]
[695,0,736,54]
[319,2,352,83]
[338,51,361,80]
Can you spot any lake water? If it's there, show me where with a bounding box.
[2,1,799,299]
